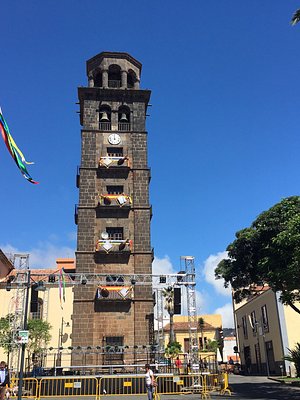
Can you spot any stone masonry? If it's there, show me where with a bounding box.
[72,52,153,366]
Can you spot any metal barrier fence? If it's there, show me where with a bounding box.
[6,377,39,399]
[39,376,98,399]
[6,372,231,399]
[99,375,145,397]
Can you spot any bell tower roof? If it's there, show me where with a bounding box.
[86,51,142,76]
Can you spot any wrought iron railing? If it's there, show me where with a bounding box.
[99,122,111,131]
[108,80,121,88]
[118,122,131,131]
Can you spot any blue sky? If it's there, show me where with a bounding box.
[1,1,300,326]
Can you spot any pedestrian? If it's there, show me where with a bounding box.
[0,361,10,400]
[145,363,155,400]
[175,356,182,374]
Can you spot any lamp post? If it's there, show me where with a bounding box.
[57,318,70,367]
[17,270,31,400]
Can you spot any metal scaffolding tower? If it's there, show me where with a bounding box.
[8,254,30,371]
[181,256,199,372]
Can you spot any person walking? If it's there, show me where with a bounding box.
[0,361,10,400]
[145,363,155,400]
[175,356,182,374]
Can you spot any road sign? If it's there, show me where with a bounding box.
[17,330,29,344]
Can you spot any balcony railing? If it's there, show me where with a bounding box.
[95,239,132,253]
[98,194,132,207]
[108,80,121,88]
[99,156,130,168]
[118,122,131,131]
[99,122,111,131]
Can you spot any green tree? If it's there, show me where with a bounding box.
[165,341,181,360]
[163,287,175,343]
[27,319,52,362]
[215,196,300,314]
[0,314,15,357]
[284,343,300,377]
[205,339,219,353]
[198,317,206,350]
[291,9,300,25]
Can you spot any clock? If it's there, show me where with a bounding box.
[108,133,121,145]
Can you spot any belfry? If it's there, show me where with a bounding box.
[72,52,154,366]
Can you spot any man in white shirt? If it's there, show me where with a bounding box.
[0,361,9,400]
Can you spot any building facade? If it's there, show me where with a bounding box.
[73,52,154,366]
[234,287,300,376]
[0,259,74,371]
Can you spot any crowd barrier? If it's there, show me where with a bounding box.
[6,372,231,399]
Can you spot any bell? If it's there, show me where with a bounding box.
[120,113,128,122]
[100,111,109,121]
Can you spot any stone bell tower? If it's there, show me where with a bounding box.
[72,52,153,365]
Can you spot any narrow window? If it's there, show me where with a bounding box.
[106,186,124,194]
[107,147,123,157]
[250,311,257,334]
[242,316,248,339]
[106,227,123,240]
[261,305,269,332]
[104,336,124,363]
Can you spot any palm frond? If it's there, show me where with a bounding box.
[291,9,300,26]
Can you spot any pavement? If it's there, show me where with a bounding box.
[27,374,300,400]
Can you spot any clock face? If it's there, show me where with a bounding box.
[108,133,121,145]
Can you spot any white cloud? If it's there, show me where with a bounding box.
[1,242,75,269]
[67,231,77,242]
[152,255,174,275]
[214,302,234,328]
[203,251,231,297]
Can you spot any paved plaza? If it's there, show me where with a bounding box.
[35,374,300,400]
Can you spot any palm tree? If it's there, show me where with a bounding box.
[163,287,175,343]
[198,317,206,350]
[284,343,300,377]
[291,9,300,25]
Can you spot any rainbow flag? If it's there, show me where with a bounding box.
[0,107,38,184]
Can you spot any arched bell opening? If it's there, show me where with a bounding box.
[127,69,138,89]
[108,64,121,88]
[99,105,111,131]
[94,71,103,87]
[118,106,131,131]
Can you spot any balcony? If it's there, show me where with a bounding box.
[95,239,132,254]
[108,80,121,88]
[98,194,132,207]
[96,285,133,301]
[74,204,78,225]
[118,122,131,131]
[99,156,130,169]
[99,122,111,131]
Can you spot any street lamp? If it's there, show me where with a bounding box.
[56,318,70,367]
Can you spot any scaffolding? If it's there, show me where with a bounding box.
[181,255,199,372]
[8,254,29,371]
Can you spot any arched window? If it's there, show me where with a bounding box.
[108,65,121,88]
[127,69,137,89]
[99,105,111,131]
[118,106,131,131]
[94,71,103,87]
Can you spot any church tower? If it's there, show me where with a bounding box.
[73,52,153,365]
